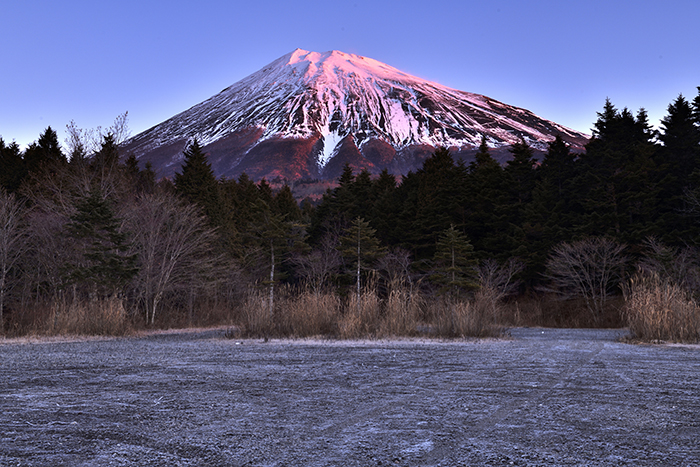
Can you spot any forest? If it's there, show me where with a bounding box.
[1,90,700,342]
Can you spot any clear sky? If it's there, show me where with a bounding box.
[2,0,699,149]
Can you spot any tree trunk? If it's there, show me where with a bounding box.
[269,239,275,318]
[356,227,361,306]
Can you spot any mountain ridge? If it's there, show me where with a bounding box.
[122,49,589,181]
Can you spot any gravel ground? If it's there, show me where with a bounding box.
[1,328,699,466]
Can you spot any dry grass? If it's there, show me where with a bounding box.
[428,288,503,338]
[623,274,700,343]
[281,290,340,337]
[377,288,423,337]
[45,297,133,336]
[236,285,505,340]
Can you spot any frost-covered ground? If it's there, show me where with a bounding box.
[1,328,699,466]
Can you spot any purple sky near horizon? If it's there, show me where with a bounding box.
[2,0,699,150]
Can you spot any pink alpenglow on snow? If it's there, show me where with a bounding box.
[122,49,589,181]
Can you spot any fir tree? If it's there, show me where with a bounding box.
[248,199,307,316]
[339,217,385,303]
[431,225,478,295]
[274,185,302,221]
[174,139,220,224]
[92,132,120,173]
[575,101,658,243]
[0,139,27,193]
[66,189,138,296]
[464,140,512,259]
[404,147,468,260]
[523,135,579,281]
[23,126,66,175]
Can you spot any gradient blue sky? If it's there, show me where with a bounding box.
[2,0,699,149]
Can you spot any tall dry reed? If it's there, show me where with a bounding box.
[338,288,382,339]
[280,290,340,337]
[237,283,506,340]
[623,274,700,343]
[428,288,502,338]
[46,296,132,336]
[377,288,422,337]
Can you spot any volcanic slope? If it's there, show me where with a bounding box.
[122,49,589,181]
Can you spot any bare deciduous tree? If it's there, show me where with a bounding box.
[125,192,220,324]
[544,237,627,320]
[290,234,341,296]
[478,258,525,301]
[637,237,700,294]
[0,190,29,328]
[64,112,131,159]
[377,247,416,293]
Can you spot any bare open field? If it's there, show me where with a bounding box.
[1,328,699,466]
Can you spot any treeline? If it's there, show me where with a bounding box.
[1,91,700,337]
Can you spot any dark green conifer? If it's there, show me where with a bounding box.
[66,189,138,296]
[174,139,220,223]
[0,139,27,193]
[339,217,385,302]
[431,225,478,295]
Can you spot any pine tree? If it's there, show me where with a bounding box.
[431,225,478,295]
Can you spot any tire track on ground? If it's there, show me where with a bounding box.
[416,336,607,465]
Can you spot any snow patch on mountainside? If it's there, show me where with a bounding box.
[319,130,344,168]
[123,48,590,176]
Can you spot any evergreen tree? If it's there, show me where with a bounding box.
[0,139,27,193]
[505,139,537,209]
[66,189,138,296]
[655,94,700,242]
[308,163,360,244]
[367,169,398,245]
[692,87,700,126]
[174,139,221,224]
[23,126,66,175]
[464,140,512,259]
[400,147,468,261]
[339,217,385,302]
[92,132,120,173]
[248,199,307,316]
[523,135,579,281]
[273,185,302,221]
[431,225,478,295]
[574,101,658,243]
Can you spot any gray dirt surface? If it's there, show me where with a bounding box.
[1,327,699,466]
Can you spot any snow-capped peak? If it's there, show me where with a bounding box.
[123,49,589,180]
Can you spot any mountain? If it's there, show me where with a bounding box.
[122,49,589,181]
